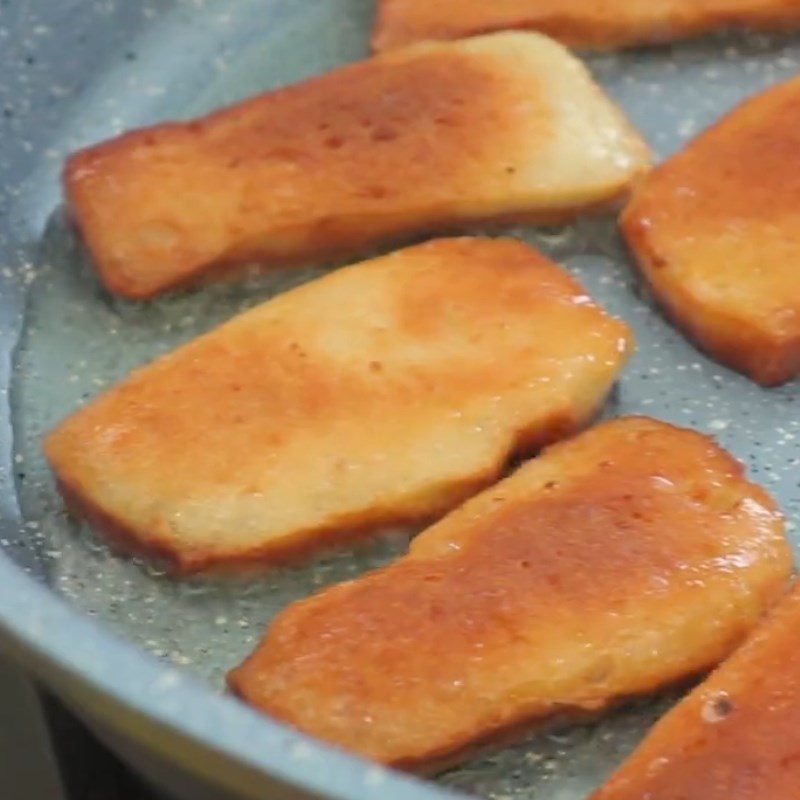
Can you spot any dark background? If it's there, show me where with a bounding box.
[46,695,161,800]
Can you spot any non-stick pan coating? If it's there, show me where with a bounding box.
[3,2,800,798]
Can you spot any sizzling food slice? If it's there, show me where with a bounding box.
[229,417,791,770]
[44,238,633,574]
[372,0,800,52]
[623,76,800,387]
[592,582,800,800]
[64,31,650,299]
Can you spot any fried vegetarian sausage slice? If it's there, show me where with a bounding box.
[229,417,791,770]
[373,0,800,52]
[592,581,800,800]
[64,32,649,298]
[623,76,800,386]
[45,238,632,574]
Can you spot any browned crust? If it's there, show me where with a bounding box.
[226,416,791,768]
[619,76,800,387]
[621,209,800,388]
[62,37,649,300]
[53,471,472,577]
[371,0,800,53]
[230,668,703,775]
[64,164,637,301]
[44,237,634,576]
[231,676,695,775]
[48,404,589,577]
[591,582,800,800]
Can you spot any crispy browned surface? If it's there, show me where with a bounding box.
[592,582,800,800]
[44,238,632,574]
[373,0,800,52]
[229,417,791,770]
[64,32,650,299]
[622,76,800,387]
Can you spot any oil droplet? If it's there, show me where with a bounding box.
[701,692,734,724]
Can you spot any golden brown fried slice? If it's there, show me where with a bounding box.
[372,0,800,52]
[44,238,633,575]
[592,582,800,800]
[64,32,650,299]
[229,417,791,770]
[623,77,800,387]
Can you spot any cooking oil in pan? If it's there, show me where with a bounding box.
[9,2,800,795]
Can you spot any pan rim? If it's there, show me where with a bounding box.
[0,552,458,800]
[0,1,462,797]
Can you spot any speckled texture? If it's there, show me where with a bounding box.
[4,2,800,799]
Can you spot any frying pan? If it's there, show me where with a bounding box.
[2,1,800,798]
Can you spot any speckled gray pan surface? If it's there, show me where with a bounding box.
[2,1,800,799]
